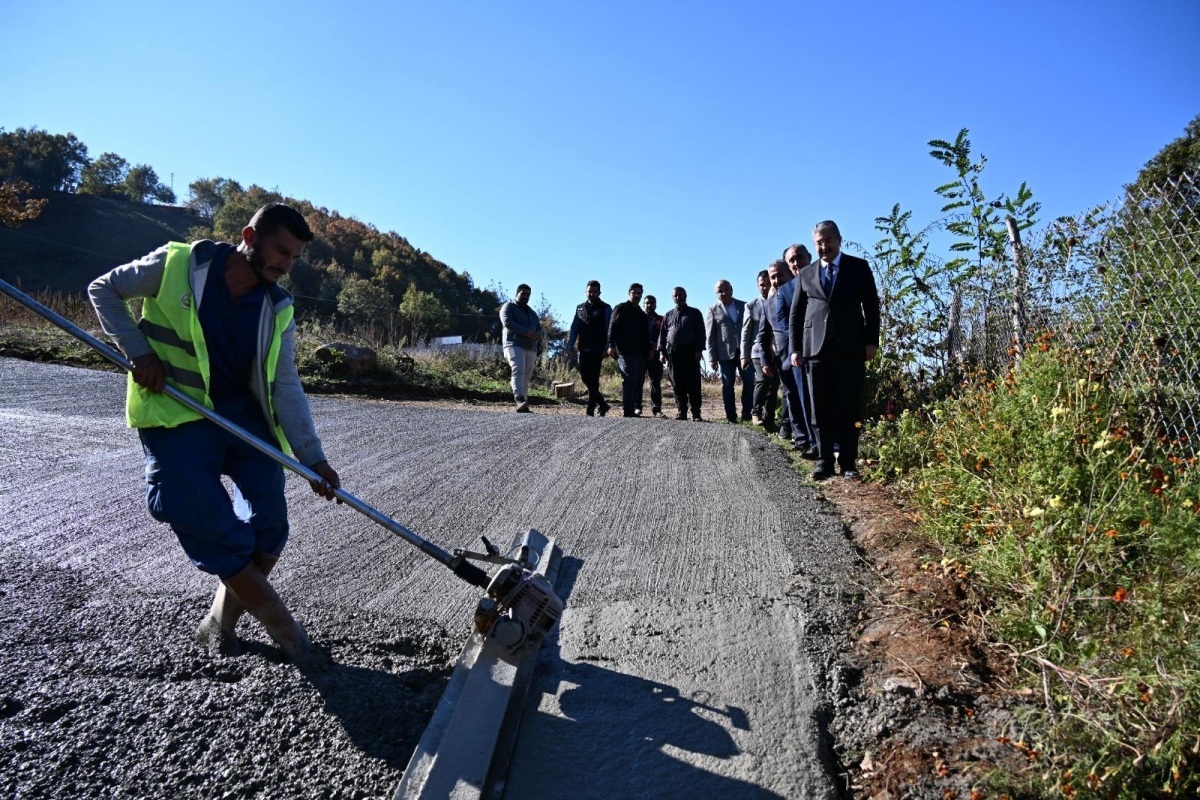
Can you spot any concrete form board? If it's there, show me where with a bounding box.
[395,530,561,800]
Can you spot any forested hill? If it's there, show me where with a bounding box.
[0,189,505,343]
[2,126,509,342]
[0,192,204,293]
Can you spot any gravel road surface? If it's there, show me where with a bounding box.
[0,358,859,798]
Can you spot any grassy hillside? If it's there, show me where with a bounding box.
[0,192,205,294]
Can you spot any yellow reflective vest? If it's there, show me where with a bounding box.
[126,242,294,454]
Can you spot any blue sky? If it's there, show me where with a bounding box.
[3,0,1198,326]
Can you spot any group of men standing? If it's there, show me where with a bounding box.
[499,219,879,481]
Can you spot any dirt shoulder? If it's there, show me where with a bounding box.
[814,475,1033,799]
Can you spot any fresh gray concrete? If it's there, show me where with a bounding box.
[0,357,856,798]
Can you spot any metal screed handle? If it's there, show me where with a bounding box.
[0,278,490,589]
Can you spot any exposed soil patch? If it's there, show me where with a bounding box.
[814,475,1036,799]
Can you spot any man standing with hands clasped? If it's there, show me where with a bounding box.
[658,286,706,421]
[706,279,752,424]
[790,220,880,481]
[642,294,665,417]
[88,203,340,666]
[566,280,612,417]
[607,282,650,417]
[500,283,541,412]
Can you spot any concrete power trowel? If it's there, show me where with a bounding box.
[0,279,564,654]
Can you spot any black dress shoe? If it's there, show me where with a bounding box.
[598,402,611,417]
[811,467,834,481]
[842,470,861,480]
[674,412,688,421]
[800,447,820,460]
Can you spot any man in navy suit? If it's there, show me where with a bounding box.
[756,259,817,457]
[789,220,880,480]
[783,244,818,451]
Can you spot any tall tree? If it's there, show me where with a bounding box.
[398,286,450,344]
[1127,113,1200,209]
[0,127,89,193]
[187,176,243,219]
[337,275,394,325]
[124,164,175,204]
[78,152,130,198]
[928,129,1039,369]
[210,185,285,240]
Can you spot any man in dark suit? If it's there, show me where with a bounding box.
[789,220,880,480]
[757,260,818,457]
[783,244,818,450]
[658,286,706,420]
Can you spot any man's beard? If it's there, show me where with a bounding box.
[245,245,271,283]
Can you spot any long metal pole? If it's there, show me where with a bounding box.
[0,278,489,589]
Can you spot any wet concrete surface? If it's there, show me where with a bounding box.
[0,358,858,798]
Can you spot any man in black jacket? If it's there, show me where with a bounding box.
[790,220,880,480]
[658,286,706,421]
[608,283,650,417]
[566,280,612,416]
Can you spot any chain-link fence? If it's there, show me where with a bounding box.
[945,173,1200,450]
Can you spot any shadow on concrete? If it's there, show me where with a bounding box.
[505,634,778,800]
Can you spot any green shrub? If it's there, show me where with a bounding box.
[869,342,1200,797]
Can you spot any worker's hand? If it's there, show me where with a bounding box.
[309,460,341,501]
[130,353,166,393]
[865,344,879,360]
[790,353,803,369]
[763,364,776,377]
[740,357,751,371]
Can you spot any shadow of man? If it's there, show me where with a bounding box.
[504,637,780,800]
[504,556,786,799]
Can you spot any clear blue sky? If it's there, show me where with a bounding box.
[3,0,1198,326]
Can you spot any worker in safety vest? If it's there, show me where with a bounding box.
[88,202,340,665]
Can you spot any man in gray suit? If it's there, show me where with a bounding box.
[706,279,752,423]
[790,220,880,480]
